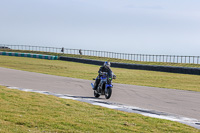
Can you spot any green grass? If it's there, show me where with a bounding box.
[0,86,199,133]
[1,49,200,68]
[0,55,200,92]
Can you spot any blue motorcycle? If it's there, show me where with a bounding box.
[91,72,116,99]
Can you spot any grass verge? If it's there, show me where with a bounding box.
[0,55,200,92]
[0,86,199,132]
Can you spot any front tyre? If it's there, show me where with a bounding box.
[105,87,112,99]
[94,90,100,98]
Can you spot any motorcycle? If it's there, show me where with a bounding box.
[91,72,116,99]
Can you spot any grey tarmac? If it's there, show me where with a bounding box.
[0,67,200,121]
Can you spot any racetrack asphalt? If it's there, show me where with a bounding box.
[0,67,200,121]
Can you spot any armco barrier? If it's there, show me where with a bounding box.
[59,56,200,75]
[0,51,58,60]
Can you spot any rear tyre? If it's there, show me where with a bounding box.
[105,87,112,99]
[94,90,100,98]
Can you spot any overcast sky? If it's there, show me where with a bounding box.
[0,0,200,55]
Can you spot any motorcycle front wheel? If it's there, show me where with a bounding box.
[105,87,112,99]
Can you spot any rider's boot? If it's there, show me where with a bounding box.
[93,83,97,90]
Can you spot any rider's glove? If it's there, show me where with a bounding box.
[99,71,103,75]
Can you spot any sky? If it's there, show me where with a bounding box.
[0,0,200,56]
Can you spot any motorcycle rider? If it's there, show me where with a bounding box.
[93,61,116,90]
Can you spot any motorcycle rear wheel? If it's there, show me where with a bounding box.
[94,90,100,98]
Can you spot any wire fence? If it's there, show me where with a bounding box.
[0,44,200,64]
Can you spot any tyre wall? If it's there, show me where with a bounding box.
[59,56,200,75]
[0,51,58,60]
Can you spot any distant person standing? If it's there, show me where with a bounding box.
[79,49,82,55]
[61,47,64,54]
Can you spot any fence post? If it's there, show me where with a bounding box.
[149,55,150,62]
[142,54,144,61]
[181,56,182,63]
[136,54,138,61]
[185,56,187,64]
[193,56,195,64]
[139,54,141,61]
[145,55,147,62]
[153,55,154,62]
[169,55,171,63]
[125,53,126,60]
[189,56,190,64]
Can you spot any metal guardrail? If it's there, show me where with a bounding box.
[0,44,200,64]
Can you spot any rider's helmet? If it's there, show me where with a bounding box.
[104,61,111,68]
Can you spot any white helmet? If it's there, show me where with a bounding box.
[104,61,111,68]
